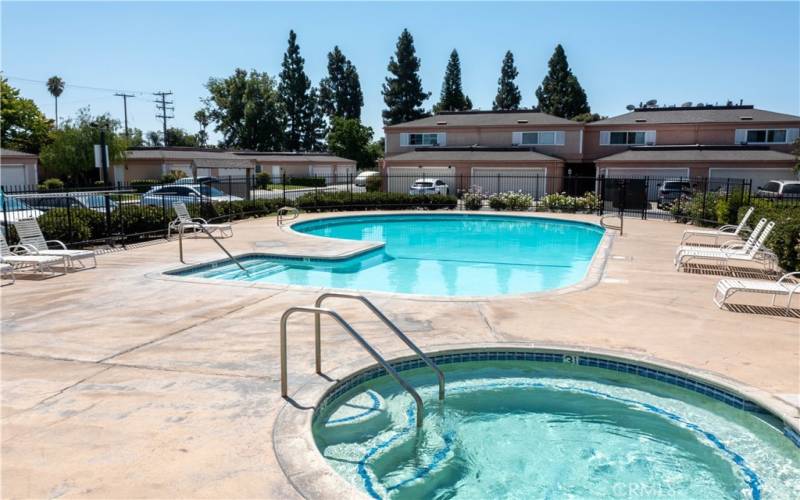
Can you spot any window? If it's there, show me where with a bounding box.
[760,182,780,193]
[520,131,558,145]
[782,184,800,194]
[609,131,646,145]
[745,129,788,144]
[407,133,440,146]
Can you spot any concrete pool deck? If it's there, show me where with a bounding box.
[1,211,798,498]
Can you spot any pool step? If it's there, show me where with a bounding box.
[202,260,288,280]
[319,390,391,444]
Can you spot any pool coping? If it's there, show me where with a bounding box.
[148,211,614,303]
[271,342,800,500]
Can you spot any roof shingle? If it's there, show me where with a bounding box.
[590,107,800,126]
[595,146,797,162]
[385,111,577,128]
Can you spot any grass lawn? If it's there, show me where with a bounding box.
[108,193,141,202]
[263,184,321,191]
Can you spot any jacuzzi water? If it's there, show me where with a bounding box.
[313,361,800,499]
[171,214,604,296]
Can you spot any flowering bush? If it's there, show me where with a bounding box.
[540,192,600,212]
[488,191,533,211]
[463,193,483,210]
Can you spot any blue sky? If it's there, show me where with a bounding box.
[2,1,798,143]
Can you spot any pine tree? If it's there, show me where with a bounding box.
[279,30,321,150]
[433,49,472,113]
[319,46,364,121]
[382,29,431,125]
[535,44,590,119]
[493,51,521,111]
[302,87,326,151]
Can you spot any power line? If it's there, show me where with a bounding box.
[153,91,174,146]
[114,93,135,138]
[4,75,153,95]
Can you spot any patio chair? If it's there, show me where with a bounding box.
[680,207,754,244]
[713,272,800,313]
[675,220,777,272]
[13,218,97,270]
[168,202,233,239]
[1,262,15,285]
[0,232,65,278]
[675,218,767,256]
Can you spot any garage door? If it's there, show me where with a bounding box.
[387,167,456,194]
[601,167,690,180]
[1,165,27,187]
[471,167,548,197]
[709,168,798,191]
[336,166,356,183]
[219,168,247,178]
[310,165,333,183]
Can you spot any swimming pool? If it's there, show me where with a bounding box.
[170,214,605,297]
[312,353,800,499]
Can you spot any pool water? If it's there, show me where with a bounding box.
[173,214,604,296]
[313,361,800,499]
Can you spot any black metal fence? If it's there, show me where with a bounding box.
[1,171,794,247]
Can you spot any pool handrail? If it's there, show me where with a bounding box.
[177,222,248,274]
[314,292,445,401]
[280,305,425,428]
[277,206,299,226]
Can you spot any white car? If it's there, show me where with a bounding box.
[354,171,380,187]
[756,180,800,199]
[141,183,243,206]
[409,178,449,195]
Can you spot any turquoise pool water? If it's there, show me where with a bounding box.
[313,360,800,499]
[172,214,604,296]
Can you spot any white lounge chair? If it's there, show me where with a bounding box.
[1,262,15,285]
[0,232,65,277]
[714,272,800,312]
[675,218,767,256]
[675,220,777,272]
[680,207,754,244]
[14,218,97,270]
[168,202,233,239]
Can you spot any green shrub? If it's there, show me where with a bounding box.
[130,179,162,193]
[255,172,273,189]
[672,192,719,226]
[289,177,326,188]
[740,202,800,271]
[36,208,106,243]
[111,205,169,237]
[714,188,748,225]
[487,192,533,211]
[539,192,599,213]
[463,192,483,210]
[39,178,65,191]
[365,174,382,193]
[294,192,456,212]
[210,199,288,220]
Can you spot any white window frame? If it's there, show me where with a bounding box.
[515,131,565,146]
[740,128,791,144]
[400,132,446,147]
[600,130,656,146]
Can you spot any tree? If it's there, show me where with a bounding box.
[194,109,210,146]
[493,51,522,111]
[326,117,380,170]
[146,130,162,147]
[39,108,126,184]
[204,68,285,151]
[46,76,65,128]
[127,128,145,147]
[302,87,326,151]
[534,44,590,119]
[433,50,472,113]
[164,128,199,147]
[571,112,606,123]
[319,46,364,121]
[382,29,431,125]
[0,78,52,153]
[279,30,322,151]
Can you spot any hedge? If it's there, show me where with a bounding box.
[289,177,326,188]
[294,192,457,212]
[739,202,800,271]
[37,208,106,243]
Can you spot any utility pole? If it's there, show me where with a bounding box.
[114,93,135,138]
[153,91,174,146]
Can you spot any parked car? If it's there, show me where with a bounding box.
[409,178,449,196]
[656,180,693,209]
[141,184,243,207]
[354,171,380,187]
[175,176,220,185]
[18,193,119,213]
[755,180,800,199]
[0,193,44,226]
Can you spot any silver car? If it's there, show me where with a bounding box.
[141,184,243,206]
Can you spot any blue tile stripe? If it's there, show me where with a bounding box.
[353,380,763,499]
[326,390,382,425]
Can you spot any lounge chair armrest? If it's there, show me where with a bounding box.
[719,241,744,252]
[716,225,737,232]
[777,272,800,285]
[191,217,209,224]
[45,240,69,250]
[8,244,36,255]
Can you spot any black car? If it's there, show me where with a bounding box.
[656,181,692,209]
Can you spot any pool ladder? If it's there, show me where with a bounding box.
[277,206,299,226]
[600,214,624,236]
[176,219,248,274]
[280,292,445,428]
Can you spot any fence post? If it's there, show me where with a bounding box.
[104,194,113,245]
[282,172,287,205]
[228,176,233,221]
[597,175,605,216]
[1,190,9,242]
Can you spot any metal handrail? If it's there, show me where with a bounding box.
[314,292,445,401]
[280,306,425,427]
[178,223,248,273]
[600,214,623,236]
[277,206,299,226]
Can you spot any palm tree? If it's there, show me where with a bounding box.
[46,76,65,128]
[194,109,210,147]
